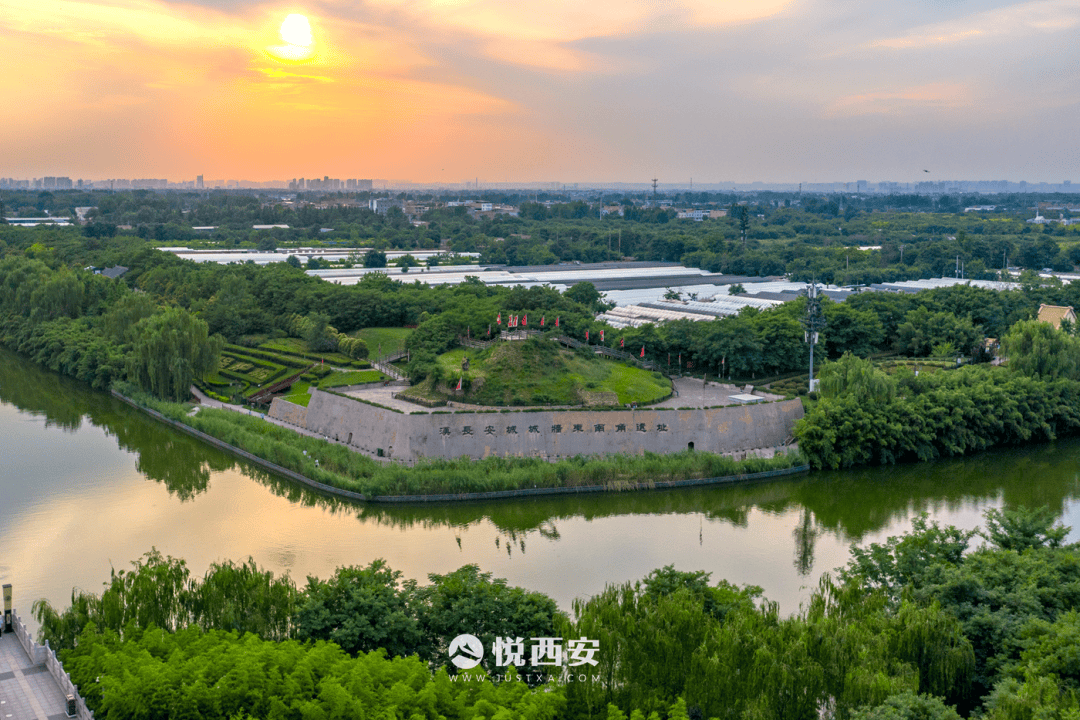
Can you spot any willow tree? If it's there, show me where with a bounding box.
[1000,319,1080,381]
[128,307,223,401]
[818,352,895,403]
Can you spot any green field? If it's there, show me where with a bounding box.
[280,382,312,407]
[351,327,412,357]
[421,338,671,406]
[317,370,387,388]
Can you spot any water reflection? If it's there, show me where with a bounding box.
[5,346,1080,618]
[792,509,819,577]
[0,350,232,502]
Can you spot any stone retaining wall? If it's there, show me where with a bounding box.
[117,391,808,503]
[268,397,308,426]
[301,388,803,462]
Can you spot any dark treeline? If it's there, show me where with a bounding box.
[0,240,221,399]
[6,221,1080,395]
[10,211,1080,482]
[6,188,1080,285]
[799,321,1080,469]
[38,508,1080,718]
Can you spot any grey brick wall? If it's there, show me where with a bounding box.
[301,390,803,462]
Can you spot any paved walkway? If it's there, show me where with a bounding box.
[340,376,782,414]
[0,631,71,720]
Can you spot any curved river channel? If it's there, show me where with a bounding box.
[4,348,1080,631]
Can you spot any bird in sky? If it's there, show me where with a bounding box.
[923,169,930,173]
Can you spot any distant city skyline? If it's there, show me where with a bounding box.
[2,175,1078,195]
[4,0,1078,184]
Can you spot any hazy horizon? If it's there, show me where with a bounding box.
[5,0,1077,183]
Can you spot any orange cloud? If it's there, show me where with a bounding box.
[0,0,541,178]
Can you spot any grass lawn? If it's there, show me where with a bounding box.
[318,370,387,388]
[431,340,670,406]
[280,382,312,407]
[352,327,412,357]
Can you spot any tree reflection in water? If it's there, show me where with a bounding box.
[5,346,1080,575]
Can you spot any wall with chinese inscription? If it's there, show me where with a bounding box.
[301,390,803,462]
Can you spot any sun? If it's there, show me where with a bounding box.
[267,14,314,62]
[279,14,312,46]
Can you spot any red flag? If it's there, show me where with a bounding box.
[556,316,560,327]
[620,337,624,348]
[600,329,604,342]
[586,330,589,342]
[523,314,527,326]
[640,346,645,358]
[541,316,545,327]
[487,324,491,336]
[456,377,462,391]
[497,312,502,325]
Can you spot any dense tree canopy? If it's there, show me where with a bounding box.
[35,503,1080,719]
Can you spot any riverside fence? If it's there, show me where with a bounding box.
[11,608,94,719]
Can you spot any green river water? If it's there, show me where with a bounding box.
[3,347,1080,631]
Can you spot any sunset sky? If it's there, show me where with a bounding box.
[4,0,1078,183]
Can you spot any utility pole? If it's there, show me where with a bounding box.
[651,178,658,206]
[802,281,826,392]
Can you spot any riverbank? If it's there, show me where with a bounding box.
[112,384,809,501]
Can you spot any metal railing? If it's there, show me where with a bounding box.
[249,365,314,403]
